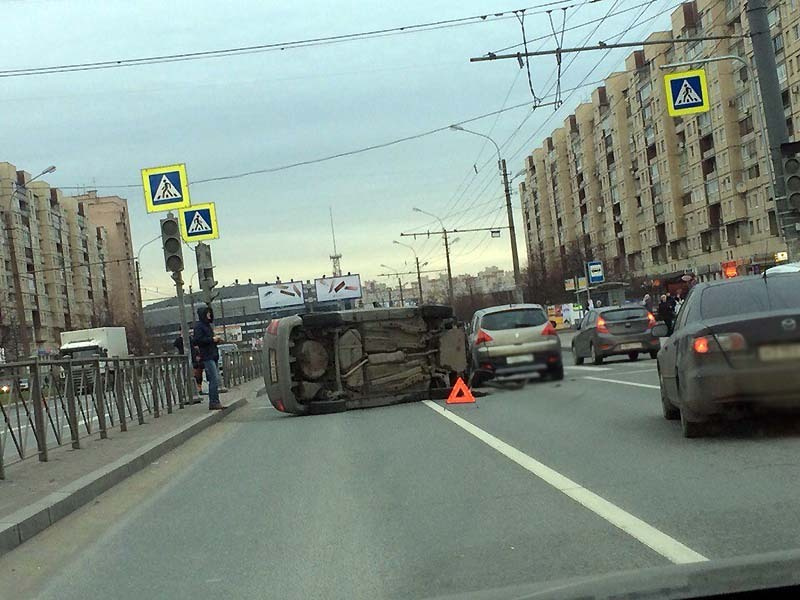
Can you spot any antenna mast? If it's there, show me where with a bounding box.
[329,207,342,277]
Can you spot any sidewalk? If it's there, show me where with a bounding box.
[0,378,262,555]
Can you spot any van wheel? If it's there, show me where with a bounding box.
[628,352,639,361]
[547,363,564,381]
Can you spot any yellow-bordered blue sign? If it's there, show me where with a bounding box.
[141,163,191,213]
[179,202,219,242]
[664,69,709,117]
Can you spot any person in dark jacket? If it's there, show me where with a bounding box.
[192,307,225,410]
[657,294,674,335]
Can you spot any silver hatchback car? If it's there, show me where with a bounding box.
[468,304,562,384]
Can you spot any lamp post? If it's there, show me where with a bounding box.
[380,264,404,306]
[412,207,454,304]
[392,240,425,304]
[449,125,523,302]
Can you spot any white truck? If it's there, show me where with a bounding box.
[59,327,129,359]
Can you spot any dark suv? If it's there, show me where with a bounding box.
[571,305,660,364]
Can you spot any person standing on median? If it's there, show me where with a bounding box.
[193,306,226,410]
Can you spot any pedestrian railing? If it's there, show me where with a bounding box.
[221,349,261,389]
[0,350,263,479]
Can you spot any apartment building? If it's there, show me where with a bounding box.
[0,162,113,358]
[519,0,800,291]
[71,191,143,347]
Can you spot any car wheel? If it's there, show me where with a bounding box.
[572,343,584,365]
[680,409,709,438]
[649,350,658,360]
[591,343,603,365]
[660,371,680,421]
[547,362,564,381]
[628,352,639,361]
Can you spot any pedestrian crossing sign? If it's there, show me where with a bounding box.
[179,202,219,242]
[664,69,709,117]
[141,163,191,213]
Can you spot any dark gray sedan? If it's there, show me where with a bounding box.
[655,273,800,437]
[571,306,660,365]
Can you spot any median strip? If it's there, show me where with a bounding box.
[423,399,707,564]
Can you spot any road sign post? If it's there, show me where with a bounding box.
[179,203,219,243]
[663,69,710,117]
[141,164,191,213]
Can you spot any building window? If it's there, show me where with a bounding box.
[748,164,761,179]
[777,62,787,84]
[739,115,754,135]
[768,211,779,236]
[773,33,784,54]
[767,7,780,28]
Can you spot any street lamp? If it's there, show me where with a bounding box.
[380,264,405,306]
[449,124,523,303]
[393,240,425,304]
[412,207,454,304]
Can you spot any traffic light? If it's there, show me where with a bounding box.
[160,214,183,273]
[784,155,800,212]
[195,242,219,304]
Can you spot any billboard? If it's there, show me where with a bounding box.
[258,281,305,310]
[315,274,362,303]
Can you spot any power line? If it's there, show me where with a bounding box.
[0,1,586,79]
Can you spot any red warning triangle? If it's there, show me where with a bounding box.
[446,377,475,404]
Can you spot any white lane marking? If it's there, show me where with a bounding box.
[564,365,611,372]
[583,376,660,390]
[423,400,707,564]
[606,368,658,376]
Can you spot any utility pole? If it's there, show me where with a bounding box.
[746,0,799,260]
[501,158,522,302]
[449,126,522,302]
[415,256,423,304]
[392,239,425,304]
[443,230,454,305]
[411,208,455,305]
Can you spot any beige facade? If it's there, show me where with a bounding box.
[71,192,143,344]
[520,0,800,287]
[0,163,113,357]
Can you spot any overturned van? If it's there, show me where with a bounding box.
[263,305,467,414]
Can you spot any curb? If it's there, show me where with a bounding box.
[0,395,248,556]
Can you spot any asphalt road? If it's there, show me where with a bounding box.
[4,352,800,599]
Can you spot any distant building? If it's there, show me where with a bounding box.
[518,0,799,288]
[70,191,144,351]
[0,162,113,357]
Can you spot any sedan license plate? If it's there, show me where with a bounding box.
[506,354,535,365]
[758,343,800,362]
[619,343,641,351]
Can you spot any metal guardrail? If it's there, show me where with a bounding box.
[221,349,261,389]
[0,350,261,479]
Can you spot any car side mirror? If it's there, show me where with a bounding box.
[575,322,582,330]
[651,323,669,337]
[550,320,557,329]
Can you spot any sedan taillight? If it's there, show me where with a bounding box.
[646,312,657,328]
[692,333,747,354]
[596,316,609,334]
[541,322,558,336]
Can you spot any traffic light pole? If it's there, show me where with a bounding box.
[172,271,195,407]
[746,0,799,260]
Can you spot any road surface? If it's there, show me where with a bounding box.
[4,352,800,599]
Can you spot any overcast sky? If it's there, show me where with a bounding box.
[3,0,675,302]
